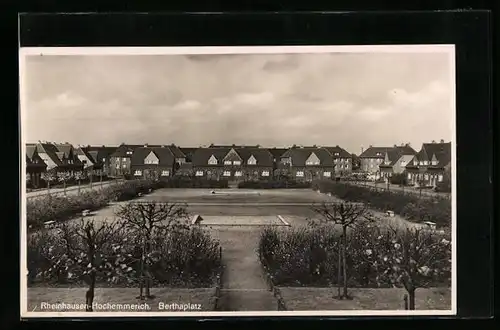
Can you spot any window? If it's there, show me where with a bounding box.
[145,159,159,165]
[340,164,344,169]
[323,172,331,177]
[134,170,142,176]
[431,160,438,165]
[115,164,120,169]
[345,164,349,169]
[334,159,338,163]
[208,156,218,165]
[424,174,429,180]
[102,158,106,162]
[262,171,269,177]
[82,160,87,164]
[122,158,127,162]
[296,171,304,177]
[408,173,412,179]
[376,152,382,156]
[126,151,132,155]
[370,164,374,168]
[233,161,241,165]
[334,152,339,156]
[438,175,444,182]
[196,171,204,176]
[223,171,231,177]
[122,164,127,168]
[306,161,320,165]
[161,170,170,176]
[400,161,406,166]
[247,157,257,165]
[224,160,232,165]
[235,171,242,177]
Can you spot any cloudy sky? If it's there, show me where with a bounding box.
[22,50,454,154]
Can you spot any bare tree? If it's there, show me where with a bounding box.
[115,201,189,299]
[58,218,126,311]
[311,201,373,299]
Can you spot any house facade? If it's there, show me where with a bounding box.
[26,145,47,188]
[378,145,417,180]
[278,147,335,182]
[405,140,451,187]
[192,147,274,181]
[324,146,353,176]
[130,146,176,180]
[359,146,391,176]
[83,146,118,176]
[109,144,137,177]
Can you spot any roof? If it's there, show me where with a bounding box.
[35,143,64,166]
[84,146,118,162]
[281,147,334,166]
[268,148,289,160]
[422,142,452,168]
[192,147,232,166]
[379,145,417,167]
[53,143,73,158]
[130,147,175,166]
[359,146,392,158]
[235,147,274,167]
[167,145,186,158]
[323,146,352,158]
[26,144,37,159]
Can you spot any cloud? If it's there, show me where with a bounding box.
[22,51,453,152]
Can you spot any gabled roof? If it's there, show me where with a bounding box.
[167,145,186,158]
[423,142,452,167]
[84,146,118,162]
[379,145,417,167]
[130,147,176,166]
[236,147,274,167]
[35,143,64,166]
[359,146,392,158]
[281,147,334,166]
[268,148,289,160]
[26,144,37,159]
[192,147,231,166]
[323,146,352,158]
[53,143,74,158]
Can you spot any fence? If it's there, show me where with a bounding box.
[347,180,451,200]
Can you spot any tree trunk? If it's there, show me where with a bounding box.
[342,226,348,298]
[78,179,81,195]
[63,179,66,196]
[408,288,416,310]
[85,273,96,311]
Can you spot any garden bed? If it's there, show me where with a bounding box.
[311,180,451,228]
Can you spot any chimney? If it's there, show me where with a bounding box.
[440,139,445,143]
[431,140,436,143]
[361,146,364,153]
[369,145,373,148]
[144,143,148,148]
[393,144,397,148]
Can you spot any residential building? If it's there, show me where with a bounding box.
[26,144,47,188]
[83,145,118,175]
[192,146,274,181]
[130,146,177,180]
[30,142,83,176]
[359,146,391,175]
[323,145,353,176]
[405,140,452,187]
[278,146,335,181]
[378,144,417,181]
[179,147,198,163]
[74,146,101,173]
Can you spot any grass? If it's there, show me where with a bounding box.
[27,287,216,312]
[279,287,451,311]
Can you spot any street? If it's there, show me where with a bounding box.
[26,179,123,199]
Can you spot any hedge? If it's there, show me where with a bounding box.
[311,180,451,228]
[26,180,160,230]
[158,177,229,188]
[259,223,451,288]
[27,225,221,288]
[238,180,311,189]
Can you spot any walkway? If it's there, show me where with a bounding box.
[26,180,123,199]
[214,227,277,311]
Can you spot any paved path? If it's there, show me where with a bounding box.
[26,180,123,199]
[213,227,278,311]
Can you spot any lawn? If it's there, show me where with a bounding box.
[279,287,451,311]
[27,287,216,312]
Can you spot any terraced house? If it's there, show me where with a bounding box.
[323,145,353,175]
[130,145,179,180]
[378,144,417,181]
[25,144,47,188]
[192,146,274,181]
[82,145,118,176]
[405,140,451,187]
[278,146,336,181]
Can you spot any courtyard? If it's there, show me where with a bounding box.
[27,187,451,312]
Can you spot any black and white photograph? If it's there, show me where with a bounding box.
[20,45,456,317]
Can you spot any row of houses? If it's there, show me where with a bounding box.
[359,139,452,187]
[25,140,451,188]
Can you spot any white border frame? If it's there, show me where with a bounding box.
[19,45,456,318]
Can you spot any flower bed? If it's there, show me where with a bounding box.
[27,225,221,288]
[238,180,311,189]
[26,180,160,230]
[155,177,229,189]
[311,180,451,228]
[258,224,451,288]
